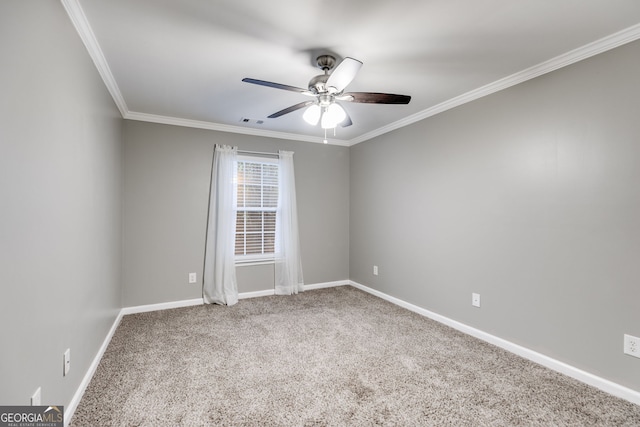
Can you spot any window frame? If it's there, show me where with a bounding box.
[234,155,279,266]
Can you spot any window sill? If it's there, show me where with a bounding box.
[235,259,274,267]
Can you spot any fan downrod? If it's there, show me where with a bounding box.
[309,55,337,93]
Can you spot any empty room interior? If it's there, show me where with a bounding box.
[2,1,640,425]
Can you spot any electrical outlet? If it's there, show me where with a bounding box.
[31,387,41,406]
[624,334,640,358]
[63,348,71,376]
[188,272,197,284]
[472,293,481,308]
[373,265,378,276]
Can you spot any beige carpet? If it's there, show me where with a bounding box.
[70,286,640,426]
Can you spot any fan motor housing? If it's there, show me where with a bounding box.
[308,74,329,94]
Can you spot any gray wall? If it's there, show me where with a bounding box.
[350,40,640,392]
[2,0,637,408]
[123,121,349,306]
[0,1,123,408]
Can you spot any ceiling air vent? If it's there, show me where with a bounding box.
[240,117,264,125]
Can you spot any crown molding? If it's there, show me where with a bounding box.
[347,22,640,146]
[61,0,128,117]
[62,0,640,148]
[125,111,351,146]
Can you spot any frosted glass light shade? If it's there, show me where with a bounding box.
[303,104,321,125]
[321,103,346,129]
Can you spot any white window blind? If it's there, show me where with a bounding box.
[235,158,278,260]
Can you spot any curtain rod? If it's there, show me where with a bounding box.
[238,149,279,157]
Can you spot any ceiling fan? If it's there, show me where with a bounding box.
[242,54,411,131]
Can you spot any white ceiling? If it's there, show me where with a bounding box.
[68,0,640,145]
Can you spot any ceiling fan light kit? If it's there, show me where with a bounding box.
[302,104,321,125]
[242,54,411,139]
[321,103,347,129]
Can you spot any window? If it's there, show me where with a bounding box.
[234,157,278,262]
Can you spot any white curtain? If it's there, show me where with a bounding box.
[203,145,239,306]
[275,150,304,295]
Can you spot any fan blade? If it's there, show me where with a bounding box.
[341,92,411,104]
[268,101,315,118]
[242,78,310,94]
[326,57,363,93]
[340,109,353,127]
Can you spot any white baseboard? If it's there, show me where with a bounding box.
[239,289,275,299]
[121,298,204,315]
[239,280,349,299]
[64,310,124,426]
[349,280,640,406]
[118,280,349,313]
[305,280,349,290]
